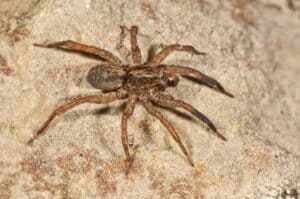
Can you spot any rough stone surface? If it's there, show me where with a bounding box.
[0,0,299,198]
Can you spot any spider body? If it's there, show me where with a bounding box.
[88,64,176,95]
[29,26,234,168]
[125,66,172,91]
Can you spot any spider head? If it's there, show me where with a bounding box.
[87,64,126,91]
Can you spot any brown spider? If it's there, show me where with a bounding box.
[28,26,233,167]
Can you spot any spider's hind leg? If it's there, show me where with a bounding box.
[34,40,123,65]
[27,90,127,145]
[121,99,136,164]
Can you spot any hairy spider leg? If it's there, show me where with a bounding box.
[27,90,127,145]
[147,44,206,66]
[34,40,123,65]
[149,92,226,141]
[129,26,142,65]
[143,101,194,166]
[165,65,234,98]
[121,99,136,163]
[146,44,161,63]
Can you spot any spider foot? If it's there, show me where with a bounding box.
[187,156,195,167]
[200,75,234,98]
[33,40,55,48]
[27,137,35,146]
[214,130,227,141]
[175,45,206,55]
[124,157,135,175]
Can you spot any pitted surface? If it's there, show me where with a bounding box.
[0,0,299,198]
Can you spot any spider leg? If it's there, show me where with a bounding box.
[143,101,194,167]
[121,99,136,164]
[147,44,206,66]
[129,26,142,65]
[146,44,163,62]
[27,90,127,145]
[149,92,227,141]
[34,40,123,65]
[165,65,234,98]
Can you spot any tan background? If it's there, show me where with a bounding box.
[0,0,299,198]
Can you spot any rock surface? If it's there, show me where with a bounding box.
[0,0,299,198]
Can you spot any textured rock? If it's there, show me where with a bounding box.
[0,0,299,198]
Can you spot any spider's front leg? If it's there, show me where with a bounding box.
[165,65,234,98]
[34,40,123,65]
[149,92,226,141]
[147,44,206,66]
[27,90,127,145]
[121,98,136,167]
[143,101,194,167]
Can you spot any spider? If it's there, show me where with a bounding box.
[28,26,233,167]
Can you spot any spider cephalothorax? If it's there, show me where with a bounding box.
[28,26,233,167]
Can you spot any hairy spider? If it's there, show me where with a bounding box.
[28,26,233,167]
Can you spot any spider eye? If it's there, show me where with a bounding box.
[165,73,179,86]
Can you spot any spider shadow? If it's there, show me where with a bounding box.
[63,104,123,157]
[148,103,199,162]
[63,102,198,163]
[152,103,196,122]
[63,106,111,121]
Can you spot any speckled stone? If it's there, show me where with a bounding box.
[0,0,299,198]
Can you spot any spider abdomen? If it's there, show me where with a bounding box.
[87,64,126,91]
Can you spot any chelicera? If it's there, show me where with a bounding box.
[28,26,233,167]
